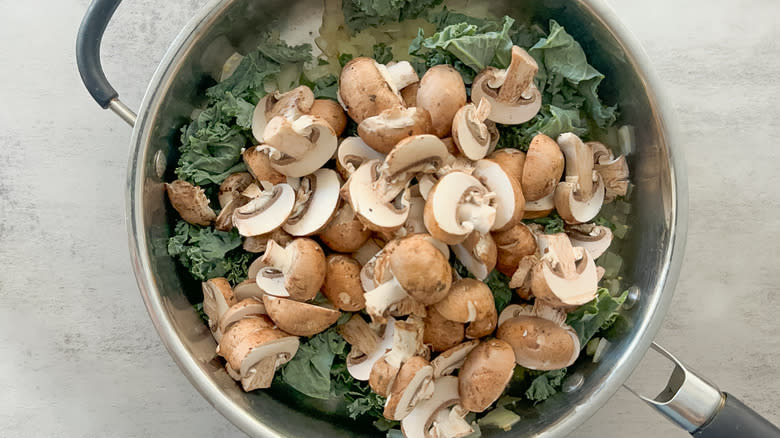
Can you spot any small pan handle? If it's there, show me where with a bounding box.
[76,0,137,126]
[626,343,780,437]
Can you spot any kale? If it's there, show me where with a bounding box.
[167,221,244,282]
[372,43,394,64]
[485,270,513,313]
[342,0,444,33]
[525,212,566,234]
[566,288,629,346]
[525,368,567,403]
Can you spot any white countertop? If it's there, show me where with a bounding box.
[1,0,778,436]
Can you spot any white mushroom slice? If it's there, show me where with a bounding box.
[218,298,267,334]
[358,107,432,154]
[424,172,497,245]
[251,86,315,143]
[343,160,411,232]
[202,278,237,341]
[401,376,473,438]
[345,318,396,381]
[566,223,613,259]
[431,340,480,378]
[233,279,265,301]
[238,334,300,391]
[263,115,338,177]
[233,184,296,237]
[555,133,606,224]
[523,192,556,219]
[369,316,426,396]
[531,233,599,307]
[452,98,493,160]
[452,232,496,281]
[255,238,327,302]
[381,61,419,92]
[337,136,386,179]
[282,168,340,236]
[395,194,427,238]
[165,180,216,226]
[471,46,542,125]
[380,135,449,182]
[472,159,525,231]
[418,174,436,201]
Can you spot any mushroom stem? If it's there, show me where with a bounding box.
[383,61,419,92]
[498,46,539,103]
[264,117,313,160]
[364,277,410,322]
[338,314,381,356]
[475,97,491,122]
[457,202,497,235]
[559,133,595,199]
[260,240,291,271]
[431,405,473,438]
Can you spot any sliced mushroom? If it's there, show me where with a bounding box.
[522,134,565,202]
[508,254,540,300]
[322,254,366,312]
[492,223,538,277]
[473,159,525,231]
[401,376,473,438]
[489,149,525,183]
[452,98,493,160]
[233,279,265,301]
[165,180,216,226]
[369,316,426,397]
[531,233,598,307]
[352,236,385,266]
[243,228,293,253]
[262,115,338,177]
[262,295,340,337]
[555,133,606,224]
[416,65,467,137]
[218,173,255,209]
[202,277,237,341]
[358,106,433,154]
[423,308,465,353]
[384,356,435,421]
[342,160,411,232]
[309,99,347,137]
[341,315,395,381]
[338,314,381,360]
[523,192,556,219]
[252,85,315,143]
[431,340,480,378]
[242,147,287,188]
[338,58,411,123]
[218,298,268,334]
[434,278,497,339]
[424,172,497,245]
[282,168,340,236]
[401,82,419,107]
[589,141,630,203]
[232,183,296,237]
[452,232,497,281]
[496,302,580,370]
[336,136,386,179]
[471,46,542,125]
[255,238,326,302]
[458,339,515,412]
[565,223,613,259]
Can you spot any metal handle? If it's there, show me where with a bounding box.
[76,0,137,126]
[627,343,780,437]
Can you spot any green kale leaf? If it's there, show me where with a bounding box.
[255,33,313,65]
[205,50,281,104]
[372,43,394,64]
[281,327,347,399]
[525,368,567,403]
[496,105,588,151]
[485,270,513,313]
[525,212,565,234]
[300,73,339,101]
[566,288,629,346]
[342,0,444,33]
[427,7,503,32]
[167,221,244,282]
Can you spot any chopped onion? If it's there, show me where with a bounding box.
[586,338,600,356]
[478,406,521,431]
[593,338,612,363]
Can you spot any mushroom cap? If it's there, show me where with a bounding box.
[233,183,296,237]
[243,228,293,253]
[346,318,396,381]
[473,159,525,231]
[452,99,492,161]
[251,85,315,143]
[523,191,556,219]
[390,236,452,305]
[431,340,480,378]
[424,171,497,245]
[521,134,565,202]
[433,278,496,324]
[358,106,433,154]
[343,160,410,232]
[242,147,287,186]
[282,168,341,236]
[166,180,216,226]
[202,277,237,338]
[530,234,599,307]
[339,57,406,123]
[224,326,288,372]
[219,172,256,209]
[452,232,497,281]
[565,223,613,259]
[489,149,526,183]
[256,238,327,301]
[464,312,498,339]
[263,115,339,178]
[554,133,606,224]
[223,325,299,391]
[492,223,538,277]
[309,99,347,137]
[400,82,419,107]
[369,356,399,397]
[416,65,467,137]
[217,316,276,363]
[218,298,268,334]
[262,295,340,337]
[336,136,386,179]
[458,339,516,412]
[322,254,366,312]
[497,315,580,370]
[384,356,435,421]
[401,376,471,438]
[318,203,372,253]
[423,307,465,352]
[233,279,265,302]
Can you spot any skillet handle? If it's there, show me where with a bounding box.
[76,0,137,126]
[627,343,780,437]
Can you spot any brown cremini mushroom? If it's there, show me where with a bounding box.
[416,65,467,137]
[521,134,565,203]
[282,168,341,237]
[423,307,465,353]
[473,158,525,231]
[166,180,216,226]
[261,115,338,177]
[433,278,497,338]
[424,171,497,245]
[554,133,606,224]
[202,277,237,341]
[565,223,613,259]
[322,254,366,312]
[218,173,255,209]
[452,98,493,160]
[458,339,516,412]
[336,136,386,180]
[218,298,268,335]
[589,141,629,203]
[243,228,293,253]
[452,231,497,281]
[338,58,417,123]
[492,223,538,277]
[262,295,340,337]
[530,233,599,307]
[383,356,435,421]
[318,203,372,253]
[431,340,480,378]
[254,238,327,302]
[401,82,419,107]
[358,106,432,154]
[489,148,525,183]
[251,85,315,143]
[242,147,287,188]
[309,99,347,137]
[401,376,473,438]
[232,183,296,237]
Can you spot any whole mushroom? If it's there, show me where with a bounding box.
[254,238,327,302]
[416,65,467,137]
[165,180,216,226]
[262,295,341,337]
[433,278,498,339]
[492,223,538,277]
[458,339,516,412]
[338,58,418,123]
[322,254,366,312]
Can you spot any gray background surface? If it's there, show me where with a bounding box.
[0,0,778,436]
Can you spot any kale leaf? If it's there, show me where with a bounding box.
[372,43,394,64]
[525,368,567,403]
[525,212,566,234]
[280,328,348,399]
[566,288,629,346]
[167,221,244,282]
[300,73,339,101]
[342,0,444,33]
[485,270,513,313]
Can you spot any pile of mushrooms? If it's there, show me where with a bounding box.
[165,46,630,437]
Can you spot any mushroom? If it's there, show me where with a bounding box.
[165,180,216,226]
[322,254,366,312]
[262,295,340,337]
[336,136,386,179]
[352,236,385,266]
[309,99,347,137]
[492,223,538,277]
[233,279,265,301]
[452,98,493,160]
[242,146,287,188]
[489,149,525,183]
[262,115,338,177]
[232,183,296,237]
[384,356,436,421]
[218,298,268,335]
[434,278,498,340]
[522,134,565,202]
[452,232,497,281]
[364,236,452,322]
[342,160,410,233]
[252,85,315,143]
[565,223,613,259]
[423,308,465,353]
[254,238,327,302]
[318,203,372,253]
[496,302,580,370]
[243,228,293,253]
[401,82,419,107]
[424,172,497,245]
[201,277,237,341]
[458,339,515,412]
[218,172,255,209]
[339,315,394,381]
[380,134,450,183]
[508,255,540,300]
[431,340,480,378]
[523,193,556,219]
[401,376,473,438]
[471,46,542,125]
[473,159,525,231]
[589,141,630,203]
[555,133,606,224]
[358,106,433,154]
[530,233,599,307]
[282,168,341,236]
[338,58,417,123]
[416,65,467,137]
[369,316,426,397]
